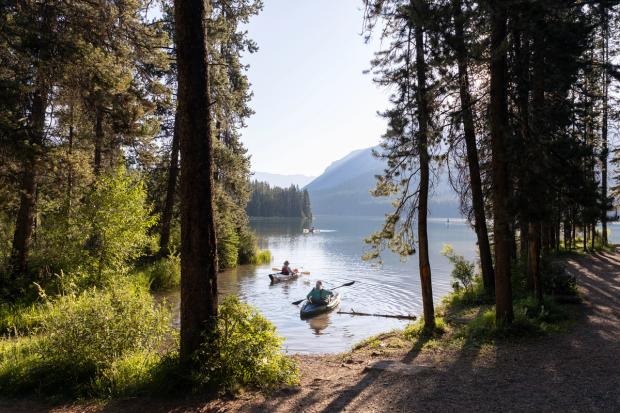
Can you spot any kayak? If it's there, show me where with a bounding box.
[269,272,301,283]
[300,292,341,318]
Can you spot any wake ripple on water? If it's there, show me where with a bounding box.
[162,217,478,354]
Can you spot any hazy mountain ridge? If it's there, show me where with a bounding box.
[305,146,462,217]
[252,171,316,188]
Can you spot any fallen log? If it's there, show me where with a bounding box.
[337,310,417,321]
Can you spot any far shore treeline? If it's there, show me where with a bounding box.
[246,180,312,219]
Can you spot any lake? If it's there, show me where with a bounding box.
[163,215,480,354]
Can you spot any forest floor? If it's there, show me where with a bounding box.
[2,247,619,413]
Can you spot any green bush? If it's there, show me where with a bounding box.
[218,223,240,270]
[541,261,577,296]
[142,254,181,291]
[251,249,272,265]
[0,302,46,336]
[237,227,258,265]
[441,244,475,293]
[35,166,156,285]
[90,350,162,397]
[194,296,299,394]
[0,281,173,397]
[238,227,271,265]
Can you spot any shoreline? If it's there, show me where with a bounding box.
[2,247,618,412]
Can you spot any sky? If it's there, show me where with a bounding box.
[241,0,390,177]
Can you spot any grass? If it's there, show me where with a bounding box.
[248,249,272,265]
[351,253,581,356]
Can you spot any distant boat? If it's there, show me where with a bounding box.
[303,228,320,234]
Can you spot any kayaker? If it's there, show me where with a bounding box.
[281,260,297,275]
[306,280,334,305]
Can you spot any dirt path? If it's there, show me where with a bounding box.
[2,249,619,412]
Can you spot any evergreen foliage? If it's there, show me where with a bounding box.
[246,180,313,218]
[363,0,620,326]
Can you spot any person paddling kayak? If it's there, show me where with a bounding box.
[281,260,298,275]
[306,280,334,305]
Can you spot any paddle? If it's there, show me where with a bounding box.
[291,281,356,305]
[271,267,310,275]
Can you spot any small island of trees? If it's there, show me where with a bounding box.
[246,181,313,218]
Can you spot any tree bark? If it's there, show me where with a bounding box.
[452,0,494,295]
[94,105,103,176]
[175,0,219,364]
[159,111,180,257]
[489,1,513,326]
[530,17,545,303]
[10,78,48,283]
[601,7,609,246]
[527,222,542,304]
[519,220,528,259]
[414,20,435,330]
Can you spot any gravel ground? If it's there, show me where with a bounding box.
[2,248,619,413]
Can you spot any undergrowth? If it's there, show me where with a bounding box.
[352,247,581,354]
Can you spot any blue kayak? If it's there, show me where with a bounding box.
[300,292,341,318]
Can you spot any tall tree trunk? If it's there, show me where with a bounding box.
[67,103,74,210]
[452,0,494,295]
[414,20,435,330]
[94,105,103,176]
[513,16,530,266]
[519,220,528,259]
[175,0,219,364]
[527,222,542,303]
[10,79,48,283]
[489,1,513,326]
[601,6,609,246]
[159,111,181,257]
[529,19,545,303]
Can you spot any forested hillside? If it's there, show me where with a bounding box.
[305,146,460,217]
[247,181,312,218]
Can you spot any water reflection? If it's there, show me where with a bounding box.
[306,313,331,335]
[162,215,477,354]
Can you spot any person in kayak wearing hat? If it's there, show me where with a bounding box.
[306,280,334,305]
[281,260,298,275]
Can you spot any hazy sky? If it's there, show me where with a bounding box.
[241,0,390,177]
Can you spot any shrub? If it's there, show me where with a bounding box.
[194,296,299,393]
[0,302,46,337]
[238,227,271,265]
[442,276,490,308]
[143,254,181,291]
[218,223,240,270]
[38,283,170,369]
[237,227,258,265]
[441,244,475,293]
[79,168,157,281]
[90,350,162,397]
[34,167,156,286]
[541,261,577,296]
[0,281,173,397]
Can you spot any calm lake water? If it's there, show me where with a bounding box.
[163,215,479,354]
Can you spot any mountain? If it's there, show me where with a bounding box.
[252,171,316,188]
[305,146,461,217]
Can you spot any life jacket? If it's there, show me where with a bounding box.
[281,266,290,275]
